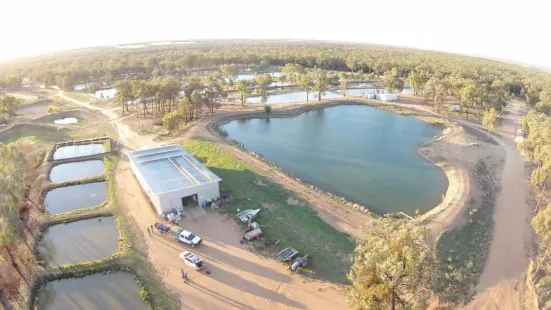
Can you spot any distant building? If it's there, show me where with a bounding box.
[128,145,221,214]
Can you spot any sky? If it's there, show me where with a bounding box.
[2,0,549,68]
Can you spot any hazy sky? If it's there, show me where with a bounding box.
[2,0,549,67]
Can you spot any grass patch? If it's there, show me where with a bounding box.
[432,160,499,306]
[182,139,356,283]
[0,124,70,146]
[64,92,92,103]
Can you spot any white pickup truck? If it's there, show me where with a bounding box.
[167,226,202,247]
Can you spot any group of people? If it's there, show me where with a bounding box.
[146,224,155,236]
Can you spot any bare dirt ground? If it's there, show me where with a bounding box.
[462,100,532,310]
[62,90,530,309]
[116,157,347,310]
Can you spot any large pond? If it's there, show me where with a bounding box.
[53,144,104,160]
[45,182,107,213]
[221,105,448,215]
[247,91,342,104]
[37,217,119,266]
[37,273,147,310]
[343,87,415,97]
[50,160,105,183]
[95,88,117,99]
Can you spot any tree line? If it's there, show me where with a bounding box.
[3,42,550,118]
[520,109,551,306]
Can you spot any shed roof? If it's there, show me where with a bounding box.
[128,145,221,195]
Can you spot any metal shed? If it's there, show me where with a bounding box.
[128,145,221,214]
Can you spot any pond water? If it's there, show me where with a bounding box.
[54,117,78,125]
[343,87,415,97]
[44,182,107,213]
[53,144,104,160]
[237,72,282,81]
[95,88,117,99]
[37,217,119,266]
[37,273,147,310]
[246,91,342,104]
[221,105,448,215]
[50,160,104,183]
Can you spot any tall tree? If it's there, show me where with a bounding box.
[383,68,405,93]
[482,108,499,139]
[313,69,328,101]
[298,74,312,102]
[235,80,250,107]
[220,64,238,83]
[0,95,22,123]
[408,72,423,95]
[348,217,432,310]
[254,74,272,104]
[340,79,349,97]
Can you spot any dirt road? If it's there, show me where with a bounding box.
[463,100,532,310]
[74,96,350,309]
[116,157,347,309]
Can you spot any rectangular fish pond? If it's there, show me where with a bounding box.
[49,160,105,183]
[37,273,147,310]
[37,217,119,266]
[44,182,107,213]
[53,144,105,160]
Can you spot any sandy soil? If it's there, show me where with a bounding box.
[462,100,532,310]
[65,89,531,309]
[116,157,347,310]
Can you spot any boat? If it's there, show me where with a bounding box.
[236,209,261,223]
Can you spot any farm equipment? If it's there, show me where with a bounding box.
[276,247,298,262]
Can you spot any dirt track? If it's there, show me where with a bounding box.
[66,90,532,309]
[462,100,532,310]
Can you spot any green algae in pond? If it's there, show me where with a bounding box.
[37,273,147,310]
[37,217,119,266]
[44,182,107,213]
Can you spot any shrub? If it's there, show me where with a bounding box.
[47,105,61,113]
[162,111,181,131]
[263,105,272,114]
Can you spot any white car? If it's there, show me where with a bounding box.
[179,230,202,247]
[180,251,204,270]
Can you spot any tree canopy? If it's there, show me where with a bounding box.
[348,217,432,310]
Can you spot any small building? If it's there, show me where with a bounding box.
[128,145,221,214]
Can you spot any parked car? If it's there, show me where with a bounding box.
[159,226,202,247]
[180,251,204,270]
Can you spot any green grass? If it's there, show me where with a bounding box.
[182,139,356,283]
[433,160,498,305]
[0,123,116,151]
[64,92,93,103]
[0,124,70,145]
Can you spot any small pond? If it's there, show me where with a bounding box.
[50,160,104,183]
[54,117,78,125]
[53,144,104,160]
[37,217,119,266]
[44,182,107,213]
[246,91,342,104]
[37,273,147,310]
[221,104,448,215]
